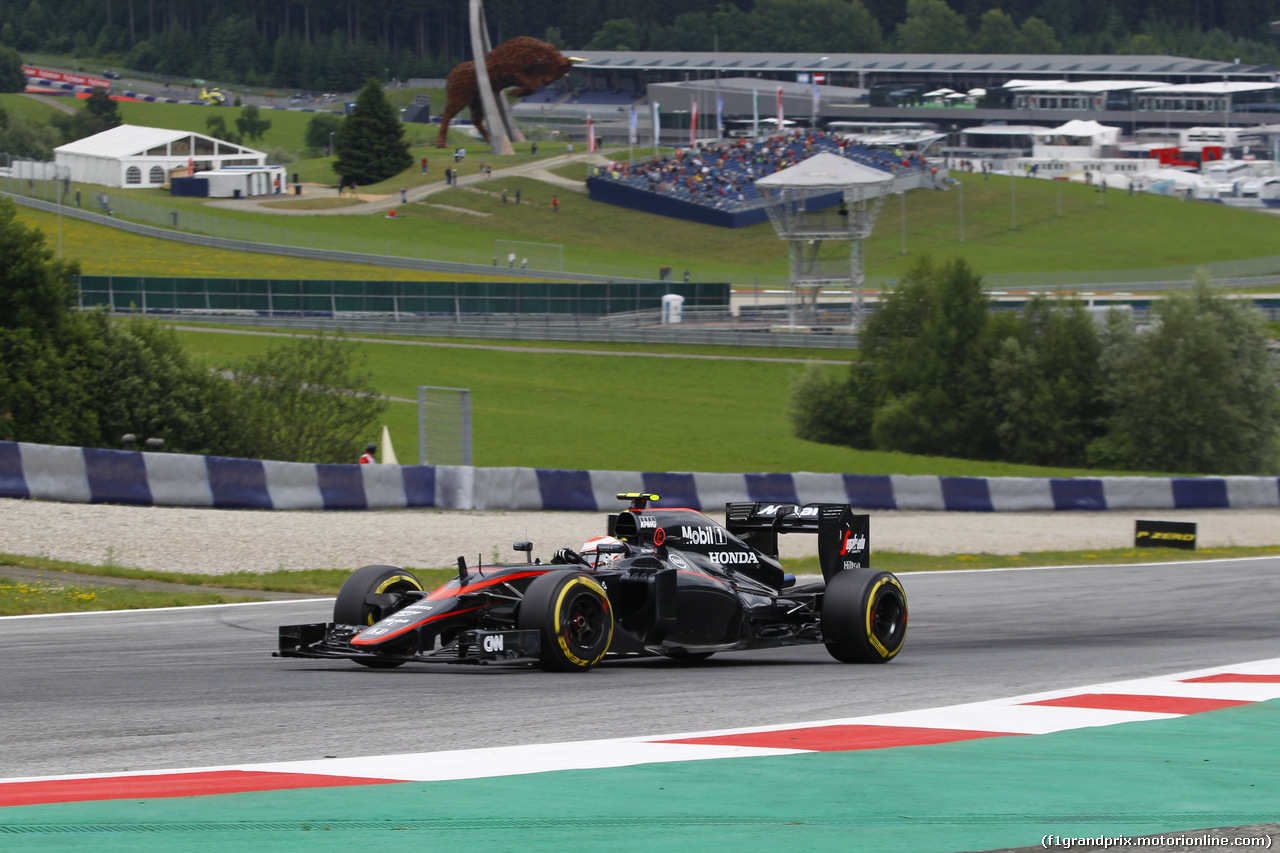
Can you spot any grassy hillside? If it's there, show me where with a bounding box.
[11,206,509,280]
[94,167,1280,284]
[174,327,1156,477]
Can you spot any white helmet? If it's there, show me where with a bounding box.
[580,535,626,563]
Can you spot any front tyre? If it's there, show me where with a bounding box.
[518,571,614,672]
[821,569,907,664]
[334,565,424,669]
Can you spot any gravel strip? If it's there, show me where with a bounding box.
[1,498,1277,576]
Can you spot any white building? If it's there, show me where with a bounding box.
[53,124,268,189]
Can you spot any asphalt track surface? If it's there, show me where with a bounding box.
[5,557,1278,780]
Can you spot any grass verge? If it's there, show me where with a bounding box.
[0,575,263,616]
[4,546,1277,615]
[782,544,1280,575]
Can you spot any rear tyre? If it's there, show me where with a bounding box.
[518,571,614,672]
[821,568,907,664]
[334,565,425,669]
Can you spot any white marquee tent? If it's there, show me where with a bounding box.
[54,124,268,188]
[1032,119,1122,158]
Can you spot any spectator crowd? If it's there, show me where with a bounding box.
[594,129,925,211]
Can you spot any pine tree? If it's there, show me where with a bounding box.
[332,78,412,185]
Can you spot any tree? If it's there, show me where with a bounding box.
[788,360,877,449]
[234,104,271,142]
[1019,16,1062,53]
[0,111,62,159]
[83,88,123,130]
[227,332,386,464]
[0,197,94,445]
[304,112,344,152]
[973,9,1024,54]
[0,43,24,93]
[750,0,883,52]
[332,78,412,186]
[585,18,645,51]
[865,257,1005,458]
[80,314,238,456]
[894,0,969,53]
[0,198,80,340]
[989,298,1105,467]
[205,114,241,144]
[1087,277,1280,474]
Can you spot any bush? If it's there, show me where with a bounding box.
[787,258,1280,474]
[788,361,873,447]
[1087,276,1280,474]
[305,112,345,151]
[225,331,386,464]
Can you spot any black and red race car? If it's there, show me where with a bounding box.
[276,494,907,671]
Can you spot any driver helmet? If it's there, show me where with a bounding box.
[580,535,627,563]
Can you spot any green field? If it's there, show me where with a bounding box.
[74,169,1280,285]
[10,206,512,280]
[175,326,1160,477]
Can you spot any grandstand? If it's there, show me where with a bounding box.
[586,129,929,228]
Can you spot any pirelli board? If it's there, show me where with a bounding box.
[1135,519,1197,550]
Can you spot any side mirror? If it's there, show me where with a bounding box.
[513,541,533,564]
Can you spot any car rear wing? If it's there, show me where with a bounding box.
[725,502,869,583]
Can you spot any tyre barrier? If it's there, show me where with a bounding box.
[1,440,1278,512]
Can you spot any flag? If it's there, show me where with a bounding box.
[629,106,638,145]
[690,95,698,145]
[652,101,660,148]
[777,86,784,130]
[587,114,596,152]
[752,88,759,137]
[716,93,723,138]
[188,155,194,176]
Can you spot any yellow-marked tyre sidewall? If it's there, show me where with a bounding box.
[862,576,907,661]
[821,569,908,664]
[518,571,614,672]
[333,564,424,626]
[552,576,614,669]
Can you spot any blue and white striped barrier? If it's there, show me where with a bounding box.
[1,441,1277,512]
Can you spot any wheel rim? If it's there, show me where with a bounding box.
[870,590,905,645]
[561,591,606,652]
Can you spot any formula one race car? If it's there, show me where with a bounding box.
[276,494,907,671]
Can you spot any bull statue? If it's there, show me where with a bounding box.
[436,36,583,148]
